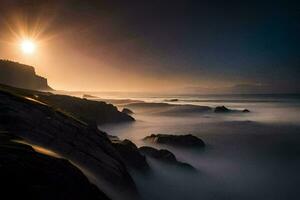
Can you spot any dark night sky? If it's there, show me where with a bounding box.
[0,0,299,93]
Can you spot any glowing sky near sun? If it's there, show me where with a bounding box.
[20,40,36,54]
[0,0,299,93]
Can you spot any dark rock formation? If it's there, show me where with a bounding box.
[0,84,134,126]
[125,102,211,115]
[214,106,250,113]
[112,139,150,172]
[143,134,205,149]
[122,108,134,115]
[0,133,110,200]
[37,94,135,126]
[214,106,231,113]
[139,146,196,171]
[0,60,52,90]
[165,98,179,102]
[139,146,176,161]
[0,87,139,200]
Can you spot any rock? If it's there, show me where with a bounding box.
[83,94,99,98]
[112,139,150,172]
[0,83,134,126]
[139,146,176,161]
[139,146,196,171]
[0,60,52,90]
[122,108,134,115]
[0,88,139,200]
[143,134,205,149]
[165,98,179,102]
[214,106,231,113]
[125,102,211,115]
[214,106,250,113]
[38,94,135,126]
[0,133,111,200]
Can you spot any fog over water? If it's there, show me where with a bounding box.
[96,94,300,200]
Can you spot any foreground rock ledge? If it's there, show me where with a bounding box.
[0,133,110,200]
[0,87,139,200]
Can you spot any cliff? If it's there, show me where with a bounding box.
[0,60,52,90]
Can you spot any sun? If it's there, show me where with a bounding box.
[21,40,36,54]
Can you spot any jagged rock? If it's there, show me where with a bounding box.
[0,60,52,90]
[112,139,150,172]
[122,108,134,115]
[139,146,196,171]
[214,106,231,113]
[0,88,139,200]
[143,134,205,149]
[0,133,110,200]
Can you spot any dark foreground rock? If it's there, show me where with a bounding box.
[112,139,150,172]
[122,108,134,115]
[143,134,205,149]
[139,146,196,171]
[38,94,134,126]
[0,133,110,200]
[0,84,134,126]
[110,136,195,172]
[0,88,139,200]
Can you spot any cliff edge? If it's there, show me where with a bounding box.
[0,60,52,90]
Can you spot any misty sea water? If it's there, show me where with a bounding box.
[86,92,300,200]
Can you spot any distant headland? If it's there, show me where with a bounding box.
[0,60,52,91]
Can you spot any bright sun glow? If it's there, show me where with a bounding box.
[21,40,36,54]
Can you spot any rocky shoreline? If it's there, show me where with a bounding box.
[0,83,202,200]
[0,85,138,200]
[0,83,253,200]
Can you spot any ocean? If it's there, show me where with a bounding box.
[64,91,300,200]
